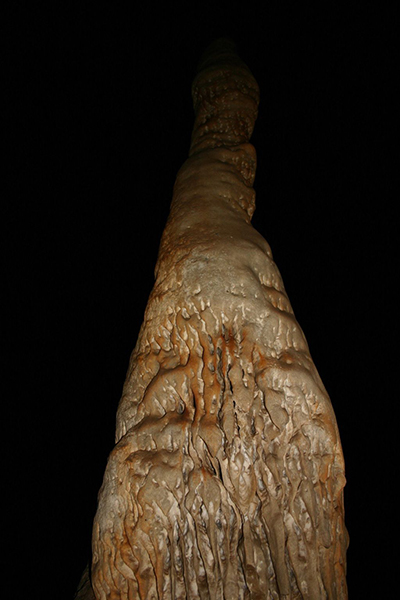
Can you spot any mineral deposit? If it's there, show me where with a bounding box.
[89,39,348,599]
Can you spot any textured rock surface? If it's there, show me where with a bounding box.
[90,39,348,599]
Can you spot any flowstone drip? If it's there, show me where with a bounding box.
[88,39,348,599]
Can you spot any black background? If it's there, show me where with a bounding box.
[4,2,395,598]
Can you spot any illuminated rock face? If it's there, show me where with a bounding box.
[91,39,348,599]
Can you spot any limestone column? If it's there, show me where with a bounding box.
[90,38,348,599]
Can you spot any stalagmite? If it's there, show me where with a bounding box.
[89,39,348,599]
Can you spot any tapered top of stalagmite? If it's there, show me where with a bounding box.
[154,40,263,283]
[189,38,260,155]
